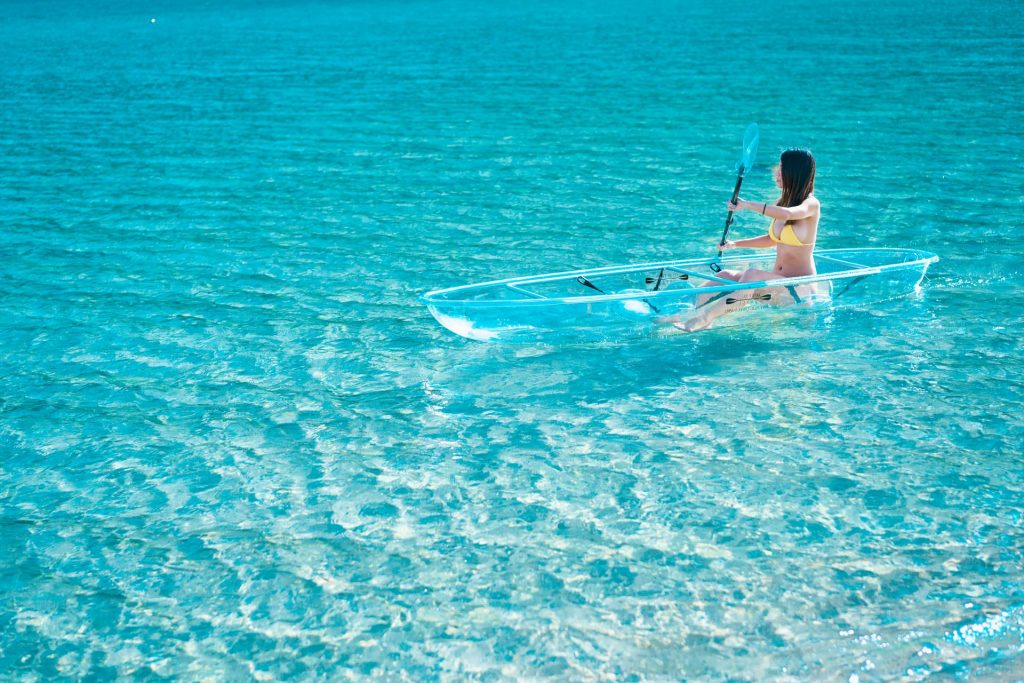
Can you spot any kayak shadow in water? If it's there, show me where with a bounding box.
[427,319,821,405]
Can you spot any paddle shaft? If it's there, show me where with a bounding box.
[717,169,746,259]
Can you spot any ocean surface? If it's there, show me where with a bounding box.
[2,0,1023,679]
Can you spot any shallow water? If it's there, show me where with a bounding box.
[2,0,1023,679]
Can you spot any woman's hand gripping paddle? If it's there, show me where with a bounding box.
[710,123,759,273]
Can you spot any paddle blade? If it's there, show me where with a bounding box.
[736,122,759,176]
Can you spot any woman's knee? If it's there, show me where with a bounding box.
[738,269,763,283]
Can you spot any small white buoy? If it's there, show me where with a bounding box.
[150,17,157,24]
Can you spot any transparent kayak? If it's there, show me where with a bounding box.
[422,248,939,343]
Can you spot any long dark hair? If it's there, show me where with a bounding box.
[778,148,815,209]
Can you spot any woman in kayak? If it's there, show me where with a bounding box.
[676,147,823,331]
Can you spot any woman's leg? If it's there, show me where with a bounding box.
[656,270,742,323]
[763,280,831,307]
[693,269,741,308]
[676,268,777,331]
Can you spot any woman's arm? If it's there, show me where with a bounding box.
[724,235,775,249]
[730,197,820,221]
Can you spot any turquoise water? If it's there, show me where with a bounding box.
[2,0,1023,679]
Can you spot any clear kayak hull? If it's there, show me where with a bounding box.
[421,248,939,343]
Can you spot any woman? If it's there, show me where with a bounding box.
[677,148,823,331]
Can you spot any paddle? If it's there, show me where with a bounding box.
[645,271,687,286]
[710,123,760,273]
[576,275,661,314]
[725,293,772,305]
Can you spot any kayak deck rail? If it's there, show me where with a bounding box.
[422,248,939,307]
[506,284,547,299]
[665,267,735,284]
[815,254,869,270]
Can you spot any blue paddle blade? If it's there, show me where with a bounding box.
[736,122,759,176]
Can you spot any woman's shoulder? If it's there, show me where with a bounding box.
[804,194,821,215]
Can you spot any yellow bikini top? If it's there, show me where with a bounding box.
[768,218,809,247]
